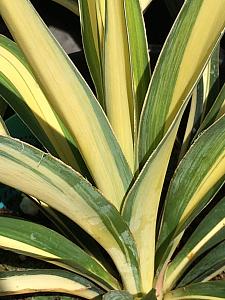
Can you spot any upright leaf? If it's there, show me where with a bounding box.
[0,35,85,172]
[157,114,225,269]
[104,0,134,170]
[139,0,225,164]
[164,196,225,290]
[0,0,132,209]
[79,0,105,107]
[80,0,150,170]
[124,0,150,126]
[122,101,188,293]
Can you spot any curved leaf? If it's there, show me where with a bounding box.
[139,0,225,164]
[157,114,225,268]
[0,136,141,294]
[0,217,118,290]
[0,269,103,299]
[0,0,132,209]
[122,101,188,292]
[164,282,225,300]
[178,239,225,287]
[164,196,225,290]
[0,35,85,172]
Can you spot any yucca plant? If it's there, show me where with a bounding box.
[0,0,225,299]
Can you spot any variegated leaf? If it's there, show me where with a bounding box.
[0,136,141,294]
[0,0,132,209]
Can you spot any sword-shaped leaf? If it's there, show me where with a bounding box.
[157,114,225,268]
[0,136,141,294]
[78,0,105,107]
[179,46,220,159]
[138,0,225,164]
[0,269,103,298]
[164,282,225,300]
[197,82,225,134]
[0,217,118,290]
[80,0,150,170]
[124,0,150,126]
[164,196,225,290]
[0,0,132,209]
[178,239,225,287]
[122,101,188,293]
[104,0,134,170]
[0,35,85,172]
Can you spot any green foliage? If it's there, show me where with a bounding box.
[0,0,225,299]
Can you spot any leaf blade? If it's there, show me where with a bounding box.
[0,269,103,298]
[104,0,134,170]
[164,282,225,300]
[0,0,132,209]
[124,0,150,127]
[78,0,105,107]
[0,136,141,294]
[0,217,118,290]
[139,0,225,164]
[122,101,188,292]
[164,196,225,290]
[157,114,225,269]
[0,35,84,172]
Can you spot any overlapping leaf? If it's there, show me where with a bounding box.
[0,34,85,172]
[157,114,225,271]
[178,239,225,287]
[164,196,225,290]
[197,82,225,134]
[79,0,105,107]
[139,0,225,164]
[0,136,141,294]
[164,282,225,300]
[0,269,103,298]
[0,217,118,290]
[122,101,188,293]
[0,0,132,209]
